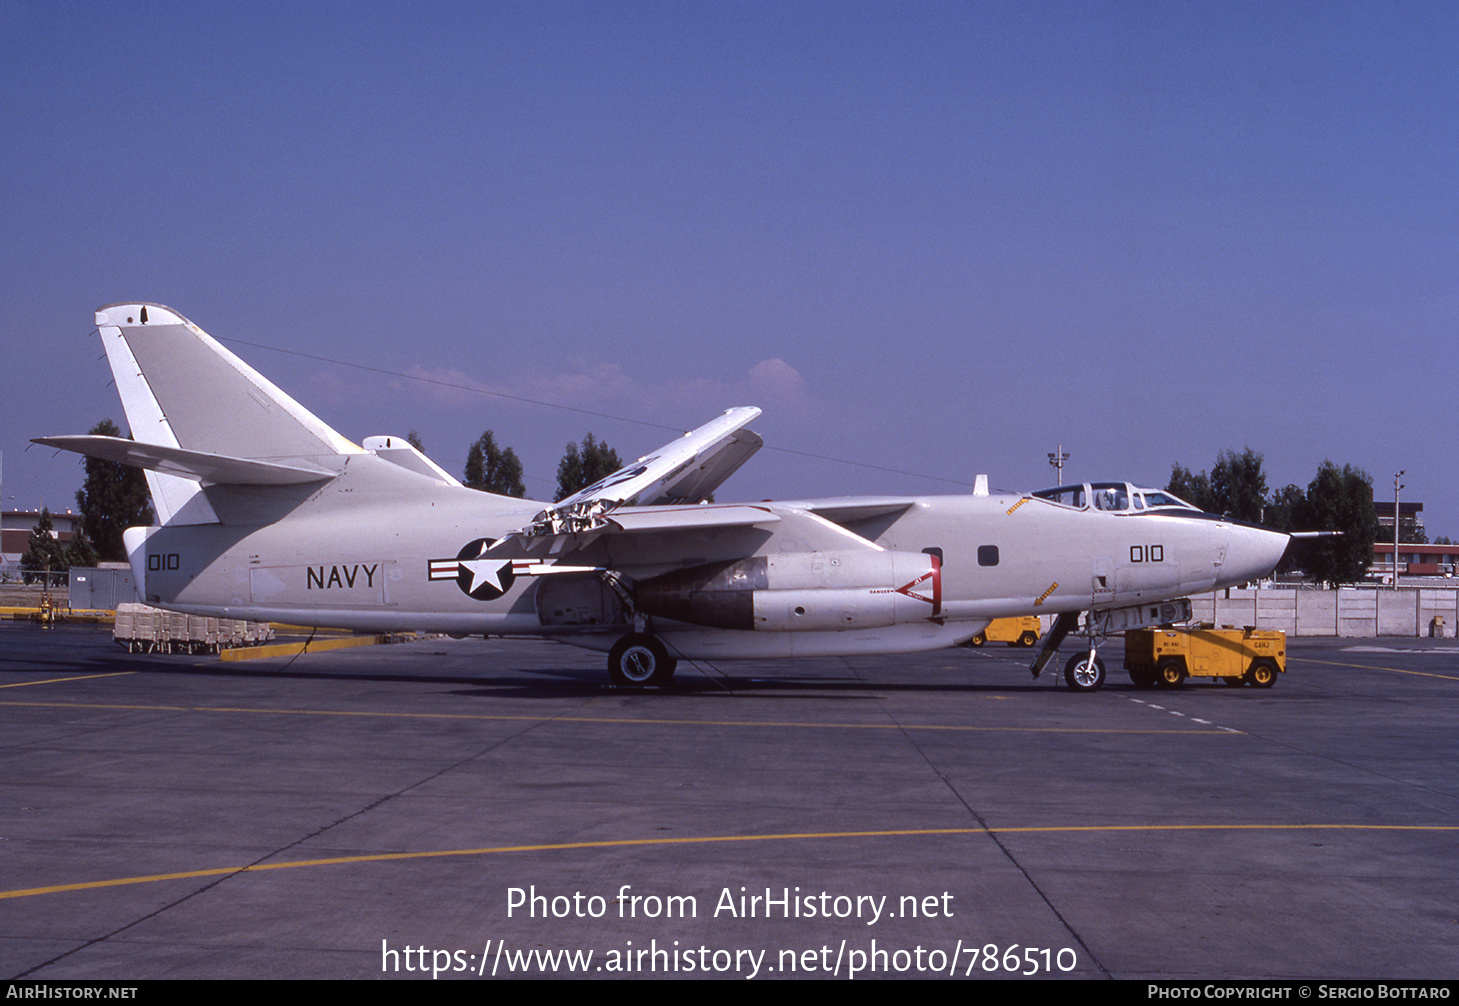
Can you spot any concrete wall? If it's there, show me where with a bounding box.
[1188,587,1458,637]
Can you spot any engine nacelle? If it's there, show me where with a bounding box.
[633,551,940,631]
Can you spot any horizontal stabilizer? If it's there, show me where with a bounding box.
[33,435,338,485]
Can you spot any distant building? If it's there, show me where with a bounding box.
[0,509,77,571]
[1373,500,1423,535]
[1372,542,1457,578]
[1370,499,1443,578]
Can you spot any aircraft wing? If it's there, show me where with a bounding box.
[32,435,338,485]
[556,407,762,509]
[802,498,918,524]
[489,502,782,557]
[603,503,779,532]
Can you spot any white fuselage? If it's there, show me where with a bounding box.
[124,461,1289,660]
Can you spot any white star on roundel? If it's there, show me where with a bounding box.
[460,556,513,596]
[453,538,517,600]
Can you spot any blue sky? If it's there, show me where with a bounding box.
[4,2,1455,533]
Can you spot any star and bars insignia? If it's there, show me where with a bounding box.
[428,538,517,601]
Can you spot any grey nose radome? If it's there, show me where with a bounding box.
[1219,524,1290,587]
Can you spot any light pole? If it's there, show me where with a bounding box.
[1048,446,1069,486]
[1393,470,1405,589]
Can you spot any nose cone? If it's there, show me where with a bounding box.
[1218,523,1290,588]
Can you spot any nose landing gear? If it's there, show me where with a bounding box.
[1063,650,1107,691]
[1029,611,1106,691]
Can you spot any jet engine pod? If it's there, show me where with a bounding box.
[633,551,940,632]
[750,587,902,631]
[633,556,768,630]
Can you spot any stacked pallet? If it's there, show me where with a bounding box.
[113,602,274,654]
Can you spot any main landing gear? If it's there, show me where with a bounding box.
[607,633,678,687]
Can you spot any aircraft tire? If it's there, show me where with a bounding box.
[608,634,675,687]
[1063,653,1105,691]
[1156,658,1187,688]
[1246,659,1278,689]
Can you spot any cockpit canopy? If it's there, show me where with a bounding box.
[1032,481,1203,515]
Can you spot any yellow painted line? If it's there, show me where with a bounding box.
[4,822,1453,902]
[0,672,135,690]
[219,635,388,661]
[1005,497,1029,515]
[1290,655,1459,682]
[0,607,113,622]
[0,699,1235,735]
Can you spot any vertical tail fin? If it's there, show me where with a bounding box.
[93,303,362,523]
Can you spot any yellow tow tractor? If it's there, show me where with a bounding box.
[966,616,1041,648]
[1123,625,1285,689]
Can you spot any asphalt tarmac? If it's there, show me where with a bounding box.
[2,622,1456,980]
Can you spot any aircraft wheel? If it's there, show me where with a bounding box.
[608,634,675,687]
[1018,631,1039,647]
[1156,658,1187,688]
[1246,659,1278,689]
[1063,653,1105,691]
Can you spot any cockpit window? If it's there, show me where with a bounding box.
[1031,485,1087,508]
[1091,484,1129,511]
[1032,482,1201,514]
[1139,490,1200,511]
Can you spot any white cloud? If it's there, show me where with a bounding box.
[396,356,814,418]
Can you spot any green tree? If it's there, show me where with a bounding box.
[555,433,622,501]
[20,507,69,583]
[75,419,154,562]
[406,431,426,453]
[1264,484,1306,534]
[65,519,100,568]
[1292,461,1378,586]
[1264,484,1307,573]
[1168,464,1215,513]
[463,431,525,498]
[1210,447,1268,524]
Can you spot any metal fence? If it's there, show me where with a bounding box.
[0,563,67,588]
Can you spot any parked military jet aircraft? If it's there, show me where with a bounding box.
[37,304,1290,690]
